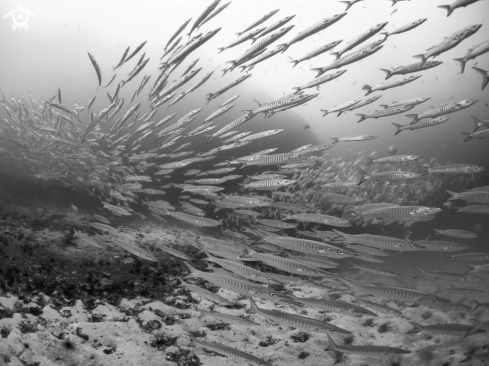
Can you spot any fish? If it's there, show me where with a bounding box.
[362,75,421,96]
[414,266,484,282]
[196,310,260,326]
[392,117,450,135]
[187,0,222,38]
[165,19,191,51]
[280,13,347,53]
[413,24,482,65]
[453,40,489,73]
[247,296,352,336]
[187,332,275,366]
[87,52,102,88]
[235,9,280,37]
[380,61,442,80]
[380,18,427,39]
[177,278,232,305]
[197,2,231,29]
[406,322,479,336]
[472,66,489,90]
[289,40,342,68]
[311,45,383,78]
[437,0,482,17]
[331,22,388,59]
[325,334,411,357]
[431,228,479,239]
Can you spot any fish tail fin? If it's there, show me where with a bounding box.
[238,65,248,72]
[453,58,466,74]
[365,158,374,166]
[330,52,341,60]
[320,109,329,117]
[235,32,243,37]
[277,44,289,54]
[290,60,299,68]
[331,137,339,144]
[445,190,457,201]
[413,266,425,279]
[292,87,302,94]
[357,168,369,185]
[187,332,199,347]
[196,311,205,319]
[472,66,489,90]
[361,85,372,96]
[470,115,483,132]
[331,228,347,239]
[311,67,325,78]
[355,114,366,123]
[217,47,225,54]
[379,32,389,40]
[413,53,427,66]
[462,132,472,142]
[182,261,199,279]
[406,114,419,125]
[379,68,392,80]
[324,334,337,351]
[471,300,481,312]
[437,5,453,17]
[246,296,258,314]
[406,322,422,334]
[392,123,403,136]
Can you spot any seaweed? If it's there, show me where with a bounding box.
[377,322,391,333]
[259,335,279,347]
[165,348,202,366]
[291,332,310,343]
[342,335,354,345]
[418,346,436,362]
[150,333,179,351]
[362,318,375,327]
[332,350,345,364]
[18,321,37,334]
[205,322,231,331]
[0,325,11,338]
[298,351,310,359]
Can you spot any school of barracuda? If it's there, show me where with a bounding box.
[1,0,489,364]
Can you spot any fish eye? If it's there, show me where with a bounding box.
[410,243,416,248]
[267,277,273,281]
[432,297,438,302]
[457,245,461,248]
[338,250,344,255]
[332,329,336,332]
[270,292,276,297]
[426,208,431,211]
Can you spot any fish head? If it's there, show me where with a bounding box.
[465,24,483,35]
[466,274,484,282]
[326,323,352,335]
[261,290,293,304]
[333,12,348,21]
[408,242,424,250]
[460,99,478,108]
[469,165,486,173]
[395,349,412,355]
